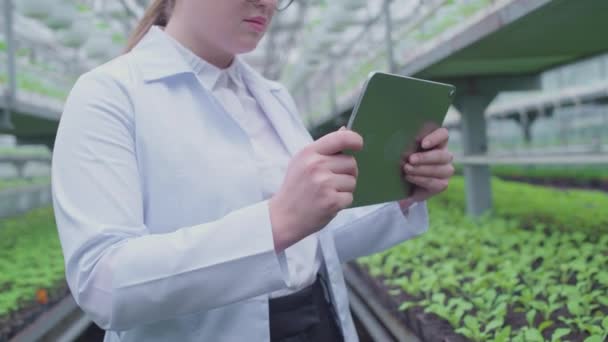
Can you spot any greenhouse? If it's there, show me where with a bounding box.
[1,0,607,341]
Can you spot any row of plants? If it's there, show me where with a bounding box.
[0,207,65,317]
[16,71,70,101]
[359,177,608,341]
[455,165,608,183]
[0,63,71,101]
[0,177,51,192]
[0,147,51,191]
[2,0,126,104]
[0,207,69,341]
[434,176,608,235]
[1,46,76,80]
[0,146,51,157]
[412,0,493,41]
[358,176,608,341]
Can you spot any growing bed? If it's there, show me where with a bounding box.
[0,207,68,341]
[1,176,607,341]
[357,176,608,341]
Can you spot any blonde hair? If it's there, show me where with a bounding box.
[124,0,176,53]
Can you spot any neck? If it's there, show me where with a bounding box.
[164,18,234,69]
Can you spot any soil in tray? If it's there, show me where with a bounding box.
[0,280,71,341]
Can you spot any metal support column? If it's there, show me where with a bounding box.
[328,64,338,115]
[382,0,397,73]
[14,160,27,179]
[448,75,540,216]
[2,0,16,130]
[517,111,537,146]
[303,82,312,128]
[453,94,495,217]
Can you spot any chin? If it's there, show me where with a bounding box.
[236,45,257,54]
[234,38,262,54]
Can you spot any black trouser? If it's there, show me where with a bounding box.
[269,274,344,342]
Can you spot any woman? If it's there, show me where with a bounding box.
[51,0,454,341]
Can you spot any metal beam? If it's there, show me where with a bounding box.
[399,0,553,78]
[382,0,397,73]
[268,1,309,80]
[118,0,144,19]
[2,0,16,130]
[485,81,608,120]
[329,64,337,114]
[456,153,608,165]
[310,0,452,119]
[291,9,385,94]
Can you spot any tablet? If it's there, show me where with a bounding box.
[344,72,455,208]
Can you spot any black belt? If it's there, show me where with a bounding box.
[269,273,344,342]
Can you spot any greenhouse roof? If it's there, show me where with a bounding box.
[3,0,607,134]
[4,0,472,127]
[403,0,608,79]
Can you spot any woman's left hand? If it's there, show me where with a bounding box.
[398,127,454,211]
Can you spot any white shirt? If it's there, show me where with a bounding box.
[164,31,321,298]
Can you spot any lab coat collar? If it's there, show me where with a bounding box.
[131,26,281,92]
[161,27,244,92]
[131,25,300,156]
[130,26,193,82]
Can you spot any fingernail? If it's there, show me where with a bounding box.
[404,164,414,172]
[410,155,418,163]
[339,126,346,131]
[422,140,430,149]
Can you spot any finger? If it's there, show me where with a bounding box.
[398,198,416,211]
[404,163,454,178]
[325,154,358,177]
[421,128,449,149]
[334,191,354,210]
[409,149,454,165]
[332,174,357,192]
[411,188,432,203]
[315,130,364,156]
[405,175,449,193]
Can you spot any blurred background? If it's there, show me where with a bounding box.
[0,0,607,341]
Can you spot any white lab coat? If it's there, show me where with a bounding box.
[51,27,429,342]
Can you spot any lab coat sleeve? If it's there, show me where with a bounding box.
[328,201,429,263]
[52,70,292,332]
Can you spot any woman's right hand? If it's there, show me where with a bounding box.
[269,127,364,252]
